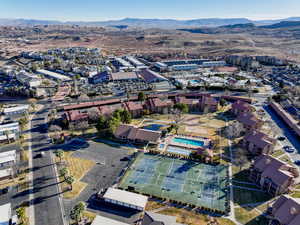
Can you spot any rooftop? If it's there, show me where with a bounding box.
[0,203,11,225]
[91,215,129,225]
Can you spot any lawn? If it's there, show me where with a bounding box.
[234,207,260,224]
[271,149,285,158]
[145,201,166,211]
[158,207,235,225]
[279,155,293,165]
[233,187,272,206]
[57,151,95,199]
[291,191,300,198]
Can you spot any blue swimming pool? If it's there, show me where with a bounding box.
[167,146,191,156]
[173,137,204,147]
[142,124,166,131]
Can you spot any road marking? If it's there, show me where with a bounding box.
[28,118,35,225]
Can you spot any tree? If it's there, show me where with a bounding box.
[219,98,227,107]
[54,150,64,162]
[105,117,120,136]
[120,110,132,124]
[70,201,86,224]
[87,108,100,123]
[138,92,146,103]
[16,207,26,224]
[19,117,28,131]
[224,121,244,139]
[28,98,37,112]
[59,167,69,179]
[173,103,189,114]
[234,148,249,171]
[96,115,106,132]
[65,175,75,190]
[48,125,62,133]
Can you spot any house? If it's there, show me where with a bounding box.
[146,98,173,114]
[231,100,253,116]
[242,130,276,155]
[91,215,129,225]
[64,110,89,129]
[174,96,199,112]
[199,96,219,113]
[267,195,300,225]
[0,150,17,180]
[122,101,143,118]
[114,124,161,144]
[237,112,263,131]
[138,69,168,83]
[0,122,20,143]
[91,71,110,84]
[249,154,299,196]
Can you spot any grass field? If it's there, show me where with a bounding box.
[119,153,229,212]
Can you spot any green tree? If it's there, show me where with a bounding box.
[120,110,132,124]
[16,207,26,224]
[105,117,120,136]
[65,175,75,190]
[70,201,86,224]
[138,91,146,103]
[96,115,106,133]
[173,103,189,114]
[59,167,69,179]
[219,98,227,107]
[54,150,64,162]
[112,109,122,121]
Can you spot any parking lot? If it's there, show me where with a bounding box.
[62,140,133,221]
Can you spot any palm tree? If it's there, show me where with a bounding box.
[54,150,64,163]
[59,167,69,179]
[65,175,75,190]
[70,201,86,224]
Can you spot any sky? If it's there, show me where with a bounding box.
[1,0,300,21]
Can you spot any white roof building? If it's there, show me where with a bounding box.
[3,105,29,115]
[103,188,148,210]
[0,168,13,179]
[37,69,72,82]
[0,150,16,165]
[0,122,19,141]
[0,203,11,225]
[91,215,129,225]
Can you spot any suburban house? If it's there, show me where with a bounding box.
[114,124,161,144]
[237,112,263,131]
[146,98,173,114]
[98,104,122,118]
[142,212,185,225]
[242,130,276,155]
[249,154,299,196]
[122,101,144,118]
[231,100,253,116]
[91,215,129,225]
[267,195,300,225]
[174,96,199,112]
[199,96,219,113]
[64,110,89,129]
[0,122,20,143]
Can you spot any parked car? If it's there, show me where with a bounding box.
[285,147,295,153]
[294,160,300,166]
[277,136,286,141]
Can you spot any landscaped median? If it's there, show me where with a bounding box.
[55,151,95,199]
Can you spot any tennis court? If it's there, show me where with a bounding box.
[119,154,229,212]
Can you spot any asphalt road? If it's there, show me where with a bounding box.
[30,106,64,225]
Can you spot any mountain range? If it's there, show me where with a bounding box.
[0,17,300,28]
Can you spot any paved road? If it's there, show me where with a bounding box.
[30,106,65,225]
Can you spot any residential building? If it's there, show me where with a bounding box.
[199,96,219,113]
[91,71,110,84]
[146,98,173,114]
[267,195,300,225]
[138,69,168,83]
[249,154,299,196]
[237,112,263,131]
[231,100,253,116]
[16,70,41,88]
[114,124,161,144]
[201,61,226,68]
[174,96,199,112]
[110,72,140,82]
[122,101,144,118]
[242,130,276,155]
[0,122,20,142]
[64,110,89,129]
[37,69,72,82]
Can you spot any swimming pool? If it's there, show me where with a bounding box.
[142,124,166,131]
[167,146,191,156]
[173,137,204,147]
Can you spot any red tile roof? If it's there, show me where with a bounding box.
[65,110,88,122]
[237,112,262,127]
[123,101,143,111]
[244,130,275,149]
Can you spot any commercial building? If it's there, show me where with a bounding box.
[201,61,226,67]
[16,70,41,88]
[37,69,72,82]
[125,56,147,69]
[91,215,129,225]
[2,105,29,116]
[102,187,148,211]
[0,203,11,225]
[0,122,20,142]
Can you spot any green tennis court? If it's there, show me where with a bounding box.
[119,153,229,212]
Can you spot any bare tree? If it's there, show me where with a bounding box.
[224,121,244,139]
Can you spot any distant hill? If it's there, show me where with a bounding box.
[260,21,300,29]
[220,23,256,29]
[0,17,300,28]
